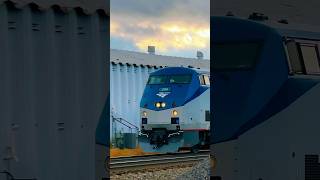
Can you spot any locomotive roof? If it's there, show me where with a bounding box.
[150,66,209,76]
[212,16,320,40]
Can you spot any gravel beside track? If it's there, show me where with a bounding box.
[176,157,210,180]
[110,166,193,180]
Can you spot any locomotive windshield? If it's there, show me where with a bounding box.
[212,41,262,70]
[147,75,192,84]
[169,75,192,84]
[147,75,167,84]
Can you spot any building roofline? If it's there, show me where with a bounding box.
[110,49,210,69]
[1,0,109,15]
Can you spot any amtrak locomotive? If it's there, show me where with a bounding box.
[211,15,320,180]
[138,67,210,153]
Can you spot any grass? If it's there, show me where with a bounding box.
[110,146,158,158]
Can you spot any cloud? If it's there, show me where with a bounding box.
[110,0,210,58]
[111,0,209,20]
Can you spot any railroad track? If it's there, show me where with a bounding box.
[110,150,209,175]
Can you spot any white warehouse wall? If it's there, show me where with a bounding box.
[110,63,156,135]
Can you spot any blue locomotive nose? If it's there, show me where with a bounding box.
[140,67,202,110]
[141,84,192,110]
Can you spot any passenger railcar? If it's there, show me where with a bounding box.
[211,16,320,180]
[138,67,210,153]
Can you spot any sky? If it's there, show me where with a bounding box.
[110,0,210,59]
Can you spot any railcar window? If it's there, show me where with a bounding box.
[169,75,192,84]
[300,45,320,74]
[147,75,167,84]
[212,42,262,70]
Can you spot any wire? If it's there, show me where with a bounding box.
[0,170,14,179]
[0,170,37,180]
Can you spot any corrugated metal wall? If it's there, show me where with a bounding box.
[0,2,108,180]
[110,63,156,136]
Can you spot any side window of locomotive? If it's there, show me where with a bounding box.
[286,40,305,74]
[204,75,210,85]
[286,40,320,75]
[199,75,205,85]
[299,44,320,74]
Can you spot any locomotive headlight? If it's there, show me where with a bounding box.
[155,102,161,108]
[161,102,166,108]
[142,111,147,117]
[172,110,178,116]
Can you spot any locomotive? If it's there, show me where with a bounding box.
[138,67,210,153]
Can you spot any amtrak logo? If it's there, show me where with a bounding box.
[156,92,170,98]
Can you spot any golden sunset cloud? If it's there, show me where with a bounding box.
[111,20,209,53]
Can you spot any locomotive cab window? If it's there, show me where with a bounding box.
[169,75,192,84]
[147,75,192,84]
[147,75,167,84]
[212,41,262,70]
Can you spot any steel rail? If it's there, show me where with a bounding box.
[110,150,209,174]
